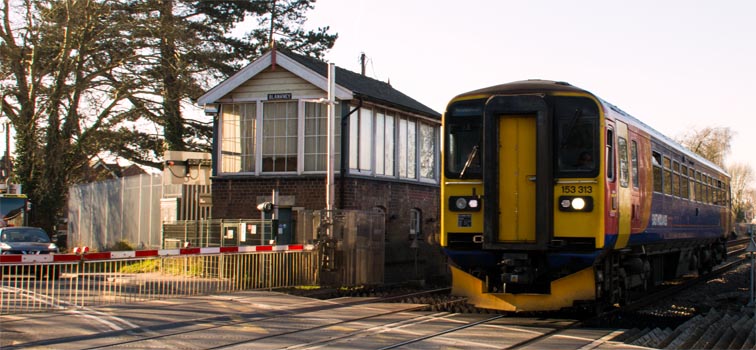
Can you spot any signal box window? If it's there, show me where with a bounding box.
[220,103,256,173]
[262,101,298,172]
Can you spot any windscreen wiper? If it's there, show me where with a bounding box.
[459,145,479,179]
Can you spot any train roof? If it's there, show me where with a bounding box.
[601,100,728,177]
[454,79,588,98]
[452,79,729,178]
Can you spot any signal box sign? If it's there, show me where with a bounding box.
[267,93,292,100]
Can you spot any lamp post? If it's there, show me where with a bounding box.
[326,63,335,215]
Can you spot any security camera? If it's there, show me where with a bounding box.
[257,202,273,212]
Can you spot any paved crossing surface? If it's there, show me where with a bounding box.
[1,291,651,349]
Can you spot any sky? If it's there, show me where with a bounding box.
[305,0,756,172]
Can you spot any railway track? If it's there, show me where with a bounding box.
[4,238,752,349]
[591,236,756,349]
[623,236,751,313]
[2,287,596,350]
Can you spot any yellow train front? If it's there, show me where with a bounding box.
[441,80,729,312]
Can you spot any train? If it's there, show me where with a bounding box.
[440,80,730,312]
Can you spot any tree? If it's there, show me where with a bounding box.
[0,0,337,231]
[675,126,733,169]
[109,0,337,167]
[0,0,138,231]
[676,126,756,224]
[728,162,755,223]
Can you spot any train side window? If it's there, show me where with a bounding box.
[689,168,696,201]
[663,157,672,195]
[672,161,680,197]
[681,165,689,199]
[719,180,728,206]
[709,176,714,204]
[618,137,629,188]
[606,129,615,182]
[631,141,639,188]
[652,151,662,193]
[695,171,702,202]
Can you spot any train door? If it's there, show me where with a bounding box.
[615,121,632,248]
[497,115,537,242]
[628,134,646,233]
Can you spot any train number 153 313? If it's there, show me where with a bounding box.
[561,185,593,194]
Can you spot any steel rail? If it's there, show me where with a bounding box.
[375,315,505,350]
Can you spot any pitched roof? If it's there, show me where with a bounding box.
[197,49,440,119]
[281,49,440,119]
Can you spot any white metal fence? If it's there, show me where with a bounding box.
[0,247,317,314]
[68,174,165,251]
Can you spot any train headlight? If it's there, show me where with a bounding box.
[558,196,593,212]
[571,197,586,210]
[449,196,481,211]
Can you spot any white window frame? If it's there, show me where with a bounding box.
[219,102,257,175]
[349,107,373,175]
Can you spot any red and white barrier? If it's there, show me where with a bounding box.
[0,244,314,264]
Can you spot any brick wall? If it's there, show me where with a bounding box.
[211,175,447,284]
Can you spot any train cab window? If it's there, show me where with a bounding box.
[663,157,672,195]
[618,137,629,188]
[555,97,599,177]
[652,152,662,193]
[445,100,484,179]
[631,141,639,188]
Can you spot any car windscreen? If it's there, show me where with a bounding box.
[1,228,50,243]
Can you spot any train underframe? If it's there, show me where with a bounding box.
[451,237,727,311]
[595,238,727,307]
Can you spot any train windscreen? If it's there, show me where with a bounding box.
[445,100,484,179]
[554,97,600,177]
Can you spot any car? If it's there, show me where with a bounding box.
[0,226,60,279]
[0,226,59,254]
